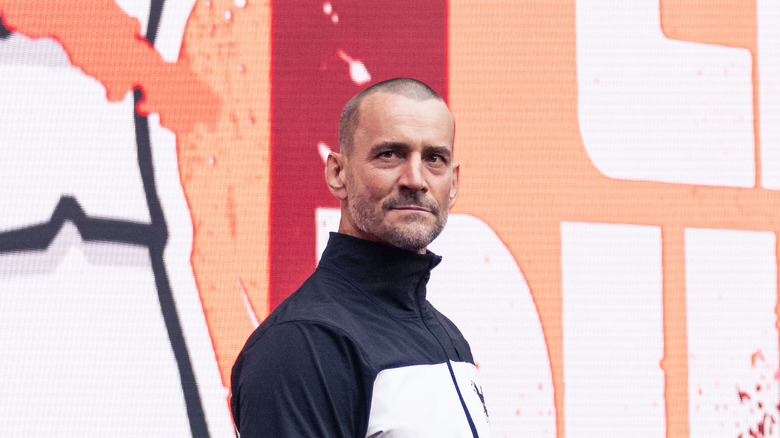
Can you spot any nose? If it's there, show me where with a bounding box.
[398,154,427,193]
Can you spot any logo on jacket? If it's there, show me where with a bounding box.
[471,381,489,420]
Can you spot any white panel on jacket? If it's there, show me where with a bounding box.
[366,362,489,437]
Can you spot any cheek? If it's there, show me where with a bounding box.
[432,177,456,204]
[352,171,394,199]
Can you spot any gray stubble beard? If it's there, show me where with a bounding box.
[348,194,448,253]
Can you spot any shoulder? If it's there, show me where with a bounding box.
[236,264,381,364]
[256,267,384,340]
[231,321,374,437]
[235,319,371,375]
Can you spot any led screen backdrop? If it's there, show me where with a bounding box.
[1,0,779,436]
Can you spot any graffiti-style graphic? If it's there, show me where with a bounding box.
[450,1,780,436]
[3,0,780,437]
[0,1,231,435]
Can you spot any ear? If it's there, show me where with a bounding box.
[448,162,460,208]
[325,151,348,200]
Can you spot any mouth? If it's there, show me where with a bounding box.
[390,205,431,213]
[384,196,438,215]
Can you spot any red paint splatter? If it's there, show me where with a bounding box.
[752,350,765,368]
[0,0,218,134]
[736,375,779,438]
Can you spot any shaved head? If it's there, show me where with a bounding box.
[338,78,445,156]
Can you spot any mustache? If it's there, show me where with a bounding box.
[383,194,439,214]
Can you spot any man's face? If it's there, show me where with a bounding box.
[338,92,459,253]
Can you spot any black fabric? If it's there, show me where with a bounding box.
[231,232,479,437]
[0,15,10,39]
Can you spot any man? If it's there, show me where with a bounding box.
[231,78,490,437]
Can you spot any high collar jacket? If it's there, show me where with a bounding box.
[231,233,490,437]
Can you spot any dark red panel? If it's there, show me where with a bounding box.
[270,0,448,309]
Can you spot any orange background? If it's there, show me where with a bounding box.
[1,1,777,436]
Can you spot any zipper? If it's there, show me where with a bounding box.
[445,358,480,438]
[416,267,480,438]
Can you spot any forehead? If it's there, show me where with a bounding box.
[354,92,454,149]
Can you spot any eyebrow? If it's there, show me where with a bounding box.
[424,145,453,161]
[368,141,410,156]
[368,142,452,160]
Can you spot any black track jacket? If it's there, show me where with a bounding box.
[231,232,490,437]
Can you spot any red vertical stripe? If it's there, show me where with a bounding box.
[270,0,448,309]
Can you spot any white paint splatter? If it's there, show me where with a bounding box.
[318,142,332,164]
[337,49,371,85]
[238,279,260,329]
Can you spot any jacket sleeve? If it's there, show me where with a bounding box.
[231,322,371,437]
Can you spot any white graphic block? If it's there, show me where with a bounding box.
[686,228,779,437]
[562,221,666,436]
[759,1,780,189]
[577,0,755,187]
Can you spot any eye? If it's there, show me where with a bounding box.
[377,150,397,159]
[426,154,447,165]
